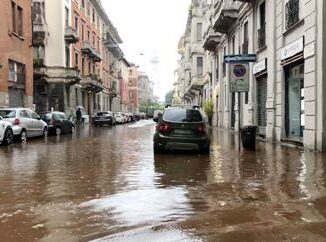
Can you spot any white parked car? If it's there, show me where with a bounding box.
[0,116,14,145]
[0,108,48,142]
[114,112,125,124]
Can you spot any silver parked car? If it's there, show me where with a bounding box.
[0,116,14,145]
[0,108,48,142]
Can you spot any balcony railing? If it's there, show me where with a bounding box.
[80,74,103,93]
[65,26,79,44]
[258,24,266,49]
[213,0,241,33]
[285,0,300,29]
[81,41,102,62]
[33,66,81,84]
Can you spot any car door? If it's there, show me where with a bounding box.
[60,113,70,133]
[19,109,34,137]
[30,111,43,136]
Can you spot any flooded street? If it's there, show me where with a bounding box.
[1,120,326,241]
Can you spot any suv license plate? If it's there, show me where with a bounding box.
[174,129,192,135]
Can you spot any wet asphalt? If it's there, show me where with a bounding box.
[1,120,326,242]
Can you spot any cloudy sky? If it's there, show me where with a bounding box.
[101,0,191,101]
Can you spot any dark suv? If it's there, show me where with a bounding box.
[93,112,116,126]
[40,111,75,135]
[153,106,210,153]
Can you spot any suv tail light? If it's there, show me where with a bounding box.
[197,123,206,135]
[157,122,172,134]
[14,118,20,125]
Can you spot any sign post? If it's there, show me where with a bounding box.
[224,55,255,152]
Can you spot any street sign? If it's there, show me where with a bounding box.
[230,63,249,93]
[224,54,256,63]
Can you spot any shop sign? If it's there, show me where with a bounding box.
[230,63,249,93]
[253,58,267,75]
[281,37,304,60]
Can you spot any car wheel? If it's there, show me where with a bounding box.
[43,128,48,138]
[56,127,62,136]
[3,128,14,145]
[20,130,27,143]
[154,145,164,154]
[200,146,210,154]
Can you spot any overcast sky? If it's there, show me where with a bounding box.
[101,0,191,101]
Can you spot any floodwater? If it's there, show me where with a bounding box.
[1,120,326,241]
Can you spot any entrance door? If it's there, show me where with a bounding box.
[285,63,304,140]
[257,76,267,135]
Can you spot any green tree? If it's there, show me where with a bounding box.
[203,100,214,125]
[165,90,174,105]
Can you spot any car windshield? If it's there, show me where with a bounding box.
[163,108,203,123]
[0,110,16,118]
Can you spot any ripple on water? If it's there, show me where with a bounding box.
[80,187,193,227]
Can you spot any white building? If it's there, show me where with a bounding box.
[177,0,326,151]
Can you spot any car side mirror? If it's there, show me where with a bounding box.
[37,116,41,120]
[153,117,158,123]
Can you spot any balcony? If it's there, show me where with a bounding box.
[285,0,300,29]
[65,26,79,44]
[203,27,221,51]
[258,24,266,49]
[34,66,81,85]
[103,33,124,59]
[81,41,102,62]
[213,0,241,34]
[80,74,103,93]
[33,23,47,46]
[190,75,206,92]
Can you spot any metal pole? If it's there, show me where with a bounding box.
[238,92,241,152]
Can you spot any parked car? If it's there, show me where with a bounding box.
[0,116,14,145]
[114,112,125,124]
[122,113,129,123]
[93,112,116,126]
[39,111,75,135]
[133,113,141,122]
[153,106,210,153]
[0,108,48,142]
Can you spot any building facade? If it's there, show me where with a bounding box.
[176,0,326,151]
[32,0,126,116]
[0,0,33,108]
[128,64,139,113]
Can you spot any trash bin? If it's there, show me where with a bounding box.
[240,126,257,151]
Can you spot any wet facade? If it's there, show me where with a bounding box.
[0,0,33,108]
[175,0,326,151]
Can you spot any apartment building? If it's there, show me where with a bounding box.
[176,0,326,151]
[128,64,139,113]
[0,0,33,108]
[120,58,131,113]
[138,72,154,106]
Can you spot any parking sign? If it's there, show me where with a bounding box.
[230,63,249,93]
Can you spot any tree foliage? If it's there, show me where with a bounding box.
[203,100,214,119]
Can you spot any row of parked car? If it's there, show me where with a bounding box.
[0,107,148,146]
[92,112,144,127]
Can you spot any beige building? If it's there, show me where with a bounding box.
[176,0,326,151]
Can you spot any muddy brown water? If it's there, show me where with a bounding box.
[1,120,326,241]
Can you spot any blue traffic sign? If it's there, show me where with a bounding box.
[224,54,256,63]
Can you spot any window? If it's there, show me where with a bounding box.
[20,110,29,118]
[245,92,249,104]
[75,52,79,67]
[74,16,78,31]
[197,57,203,76]
[129,70,132,76]
[87,30,90,40]
[17,6,23,36]
[258,2,266,49]
[129,91,133,98]
[65,7,69,27]
[11,1,16,33]
[285,0,299,29]
[82,57,85,75]
[196,23,202,41]
[75,88,78,106]
[92,9,95,23]
[65,46,70,68]
[87,2,90,16]
[243,22,249,54]
[8,60,25,83]
[81,24,84,40]
[81,0,85,8]
[232,35,235,54]
[163,108,203,122]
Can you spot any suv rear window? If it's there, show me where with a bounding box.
[0,110,16,118]
[163,108,203,122]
